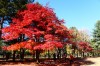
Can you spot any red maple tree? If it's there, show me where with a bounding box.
[2,3,73,52]
[78,41,93,52]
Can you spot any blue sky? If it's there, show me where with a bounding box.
[35,0,100,36]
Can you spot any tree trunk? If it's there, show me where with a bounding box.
[36,50,40,62]
[63,45,67,57]
[57,48,61,59]
[92,52,94,57]
[0,17,4,39]
[82,51,84,57]
[13,51,16,61]
[66,47,67,58]
[19,34,25,61]
[32,51,35,59]
[76,50,78,58]
[47,50,50,59]
[80,51,82,57]
[72,45,76,56]
[6,52,10,61]
[20,49,25,61]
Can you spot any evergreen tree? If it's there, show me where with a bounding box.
[0,0,34,39]
[93,21,100,49]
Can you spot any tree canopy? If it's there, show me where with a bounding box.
[0,0,32,17]
[2,3,73,51]
[0,0,34,39]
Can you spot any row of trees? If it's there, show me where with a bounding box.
[1,2,75,61]
[0,0,99,62]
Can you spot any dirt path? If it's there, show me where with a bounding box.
[81,57,100,66]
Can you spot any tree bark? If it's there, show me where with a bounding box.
[36,50,40,62]
[13,51,16,61]
[82,51,85,57]
[47,50,50,59]
[20,48,25,61]
[57,48,61,59]
[6,52,10,61]
[0,17,4,39]
[19,34,25,61]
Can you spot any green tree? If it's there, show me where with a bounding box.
[0,0,34,39]
[93,21,100,49]
[0,40,6,50]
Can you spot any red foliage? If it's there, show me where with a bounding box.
[78,41,93,52]
[2,46,7,50]
[2,3,73,51]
